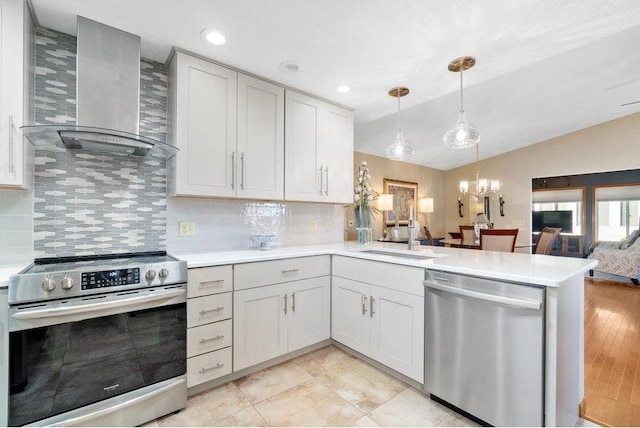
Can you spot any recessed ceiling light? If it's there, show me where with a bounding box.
[279,61,300,74]
[201,29,226,45]
[336,84,351,93]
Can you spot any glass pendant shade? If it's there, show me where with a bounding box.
[386,86,414,161]
[443,111,481,149]
[443,56,480,149]
[386,130,415,161]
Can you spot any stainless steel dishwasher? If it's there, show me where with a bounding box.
[424,270,545,427]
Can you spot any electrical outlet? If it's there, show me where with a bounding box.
[179,221,196,236]
[310,220,317,232]
[512,219,525,227]
[325,220,332,230]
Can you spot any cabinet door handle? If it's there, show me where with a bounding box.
[231,151,235,190]
[199,334,224,344]
[370,296,375,318]
[199,363,224,373]
[318,165,323,195]
[8,115,15,173]
[361,295,367,315]
[324,166,329,196]
[291,292,296,312]
[199,307,224,315]
[283,294,288,315]
[281,268,299,274]
[240,152,245,190]
[199,279,224,287]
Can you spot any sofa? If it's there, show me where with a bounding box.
[587,230,640,284]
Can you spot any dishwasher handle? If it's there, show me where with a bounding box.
[424,281,541,310]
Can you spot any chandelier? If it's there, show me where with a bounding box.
[459,143,499,198]
[385,86,415,161]
[443,56,481,149]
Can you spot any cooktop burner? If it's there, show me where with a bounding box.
[26,251,176,274]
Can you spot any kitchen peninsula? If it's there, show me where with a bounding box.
[174,242,596,427]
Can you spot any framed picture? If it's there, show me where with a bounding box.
[383,179,418,226]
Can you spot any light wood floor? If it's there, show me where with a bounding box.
[584,277,640,426]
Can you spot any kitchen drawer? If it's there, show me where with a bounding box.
[234,255,330,291]
[187,319,232,358]
[332,255,425,296]
[187,347,232,387]
[187,265,233,298]
[187,292,232,327]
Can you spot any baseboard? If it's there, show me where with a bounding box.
[581,413,611,427]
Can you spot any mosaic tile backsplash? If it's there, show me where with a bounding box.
[33,27,168,257]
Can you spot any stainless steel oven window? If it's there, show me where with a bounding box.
[9,302,186,426]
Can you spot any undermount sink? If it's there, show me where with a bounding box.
[360,249,436,260]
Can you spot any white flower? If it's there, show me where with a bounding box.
[354,194,361,201]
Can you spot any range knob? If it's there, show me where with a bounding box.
[61,275,74,290]
[145,270,156,281]
[158,268,169,279]
[42,276,56,292]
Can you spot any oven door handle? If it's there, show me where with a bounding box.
[12,288,185,320]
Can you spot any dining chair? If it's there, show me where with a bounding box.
[423,226,434,246]
[459,225,476,244]
[479,228,519,252]
[535,227,562,255]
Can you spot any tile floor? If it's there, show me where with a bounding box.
[145,345,476,427]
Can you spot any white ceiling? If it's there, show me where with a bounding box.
[30,0,640,170]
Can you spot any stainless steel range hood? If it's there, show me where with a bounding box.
[21,17,177,159]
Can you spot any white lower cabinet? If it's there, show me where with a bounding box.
[186,265,233,387]
[233,276,330,371]
[331,256,425,383]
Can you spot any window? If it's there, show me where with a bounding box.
[595,185,640,241]
[532,189,583,235]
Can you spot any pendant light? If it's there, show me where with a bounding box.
[386,86,415,161]
[443,56,481,149]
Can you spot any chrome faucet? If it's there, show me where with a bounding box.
[407,218,419,250]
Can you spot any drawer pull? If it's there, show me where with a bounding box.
[199,307,224,315]
[370,296,375,318]
[432,276,450,282]
[281,268,299,274]
[291,292,296,313]
[199,334,224,344]
[361,295,367,315]
[199,363,224,373]
[199,279,224,287]
[283,294,288,315]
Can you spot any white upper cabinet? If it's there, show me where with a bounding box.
[237,74,284,200]
[284,90,353,203]
[0,0,33,189]
[168,51,237,197]
[168,51,285,200]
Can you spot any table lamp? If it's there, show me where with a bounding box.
[419,197,434,225]
[377,194,394,240]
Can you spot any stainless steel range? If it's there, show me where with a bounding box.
[7,251,188,427]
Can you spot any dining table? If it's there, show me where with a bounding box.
[440,238,480,249]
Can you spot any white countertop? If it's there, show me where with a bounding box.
[174,241,597,288]
[0,262,30,289]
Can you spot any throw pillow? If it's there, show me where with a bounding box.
[619,230,639,250]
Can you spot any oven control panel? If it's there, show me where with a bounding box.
[81,268,140,289]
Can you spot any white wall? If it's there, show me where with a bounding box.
[0,190,32,264]
[167,198,345,253]
[444,112,640,249]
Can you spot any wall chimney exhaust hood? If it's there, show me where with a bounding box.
[20,17,178,159]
